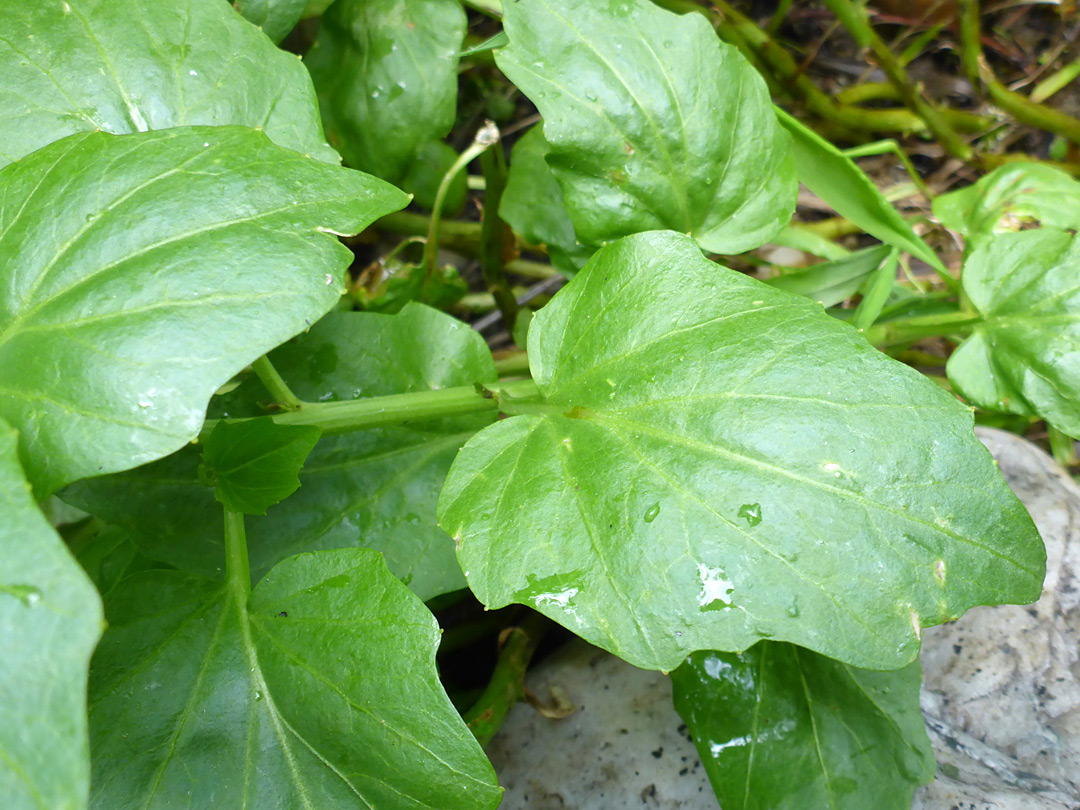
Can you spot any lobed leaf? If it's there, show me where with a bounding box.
[0,419,104,810]
[495,0,796,254]
[306,0,465,182]
[948,228,1080,437]
[0,0,337,167]
[0,126,407,494]
[933,162,1080,241]
[64,304,496,601]
[201,421,322,515]
[671,643,934,810]
[88,548,502,809]
[439,230,1044,672]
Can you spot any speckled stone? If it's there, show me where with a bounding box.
[487,427,1080,809]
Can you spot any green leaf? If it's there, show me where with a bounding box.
[232,0,307,42]
[500,126,593,277]
[306,0,466,181]
[438,230,1043,672]
[359,259,468,313]
[494,0,795,254]
[201,421,322,515]
[64,304,496,600]
[0,126,408,495]
[68,524,157,597]
[0,419,104,810]
[400,140,468,216]
[671,644,934,810]
[0,0,337,167]
[88,547,502,809]
[774,108,945,277]
[764,244,892,308]
[948,228,1080,437]
[933,162,1080,241]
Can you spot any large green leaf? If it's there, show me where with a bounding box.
[64,304,496,600]
[232,0,307,42]
[0,126,408,495]
[0,419,103,810]
[494,0,795,254]
[200,421,322,515]
[88,547,501,809]
[933,162,1080,241]
[0,0,337,167]
[305,0,465,181]
[500,125,593,277]
[774,108,945,276]
[671,644,934,810]
[439,230,1043,672]
[948,228,1080,437]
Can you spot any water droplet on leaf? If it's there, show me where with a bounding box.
[737,503,762,526]
[644,502,660,523]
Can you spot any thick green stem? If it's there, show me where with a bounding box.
[200,379,541,441]
[251,356,302,411]
[864,312,982,348]
[479,142,520,332]
[493,351,531,376]
[463,613,548,747]
[224,509,251,599]
[822,0,972,160]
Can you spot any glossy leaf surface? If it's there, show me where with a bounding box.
[233,0,306,42]
[439,230,1043,671]
[201,421,321,515]
[495,0,795,254]
[500,126,592,276]
[948,229,1080,437]
[88,548,501,809]
[0,0,337,167]
[0,420,103,810]
[933,162,1080,240]
[0,126,407,494]
[64,304,496,600]
[775,108,944,275]
[306,0,465,181]
[671,644,934,810]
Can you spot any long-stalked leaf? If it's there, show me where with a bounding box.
[439,230,1043,672]
[0,126,407,494]
[494,0,796,254]
[88,548,502,809]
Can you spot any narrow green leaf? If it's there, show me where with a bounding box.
[671,644,934,810]
[232,0,307,42]
[202,421,322,515]
[500,126,593,277]
[768,225,852,261]
[0,419,104,810]
[853,247,899,331]
[64,304,496,600]
[774,108,946,277]
[88,548,501,809]
[933,162,1080,241]
[0,0,337,167]
[439,230,1043,672]
[764,244,892,308]
[0,126,408,495]
[495,0,796,254]
[948,228,1080,437]
[306,0,466,181]
[457,30,509,57]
